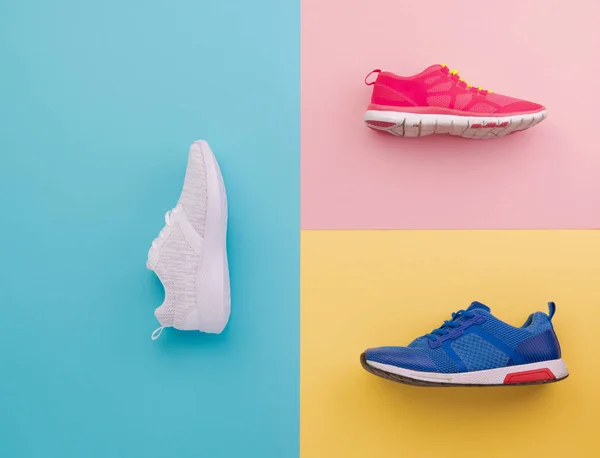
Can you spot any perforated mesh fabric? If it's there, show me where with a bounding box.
[177,144,208,236]
[424,75,441,84]
[451,333,510,371]
[454,93,472,110]
[427,95,451,108]
[470,103,497,113]
[523,312,553,334]
[427,81,453,92]
[486,93,520,107]
[365,339,459,373]
[408,338,460,373]
[365,347,437,372]
[479,312,536,350]
[153,224,199,328]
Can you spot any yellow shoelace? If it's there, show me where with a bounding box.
[441,64,492,93]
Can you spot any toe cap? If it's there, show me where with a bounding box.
[364,346,438,372]
[496,100,545,115]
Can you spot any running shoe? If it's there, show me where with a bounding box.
[361,301,568,386]
[363,64,547,139]
[147,140,230,339]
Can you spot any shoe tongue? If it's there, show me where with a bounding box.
[467,301,491,312]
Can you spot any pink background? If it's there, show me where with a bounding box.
[301,0,600,229]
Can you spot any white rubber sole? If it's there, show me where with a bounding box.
[365,358,568,385]
[364,109,547,139]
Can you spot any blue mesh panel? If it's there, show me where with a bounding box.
[365,347,437,372]
[365,340,459,374]
[479,312,534,350]
[409,338,459,373]
[451,334,510,371]
[524,312,554,334]
[514,330,561,363]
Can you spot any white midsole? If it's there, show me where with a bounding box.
[364,109,547,138]
[366,358,568,385]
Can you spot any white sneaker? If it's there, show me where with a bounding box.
[147,140,230,338]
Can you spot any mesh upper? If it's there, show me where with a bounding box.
[177,144,208,236]
[515,330,561,363]
[366,340,459,373]
[451,333,509,371]
[486,93,521,107]
[364,347,437,371]
[454,93,472,110]
[408,337,460,373]
[427,95,451,108]
[149,142,211,330]
[470,102,497,113]
[370,65,544,115]
[427,81,453,93]
[153,225,199,328]
[365,306,559,374]
[478,311,540,350]
[424,75,441,84]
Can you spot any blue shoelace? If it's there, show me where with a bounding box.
[425,309,475,341]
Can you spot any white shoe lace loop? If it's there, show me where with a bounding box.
[151,326,165,340]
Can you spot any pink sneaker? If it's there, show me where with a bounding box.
[364,64,547,139]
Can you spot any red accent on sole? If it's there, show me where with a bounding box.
[365,120,396,128]
[503,368,556,384]
[473,122,507,129]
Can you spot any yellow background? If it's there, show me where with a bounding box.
[301,230,600,458]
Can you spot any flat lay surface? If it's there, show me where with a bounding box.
[0,1,299,457]
[1,0,599,457]
[301,0,600,229]
[301,230,599,457]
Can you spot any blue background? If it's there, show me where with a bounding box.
[0,1,299,457]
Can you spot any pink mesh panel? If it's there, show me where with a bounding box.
[486,93,520,107]
[427,81,452,93]
[424,76,441,84]
[371,84,413,106]
[427,95,451,108]
[454,94,472,110]
[470,103,497,113]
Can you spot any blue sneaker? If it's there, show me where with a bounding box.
[361,301,568,386]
